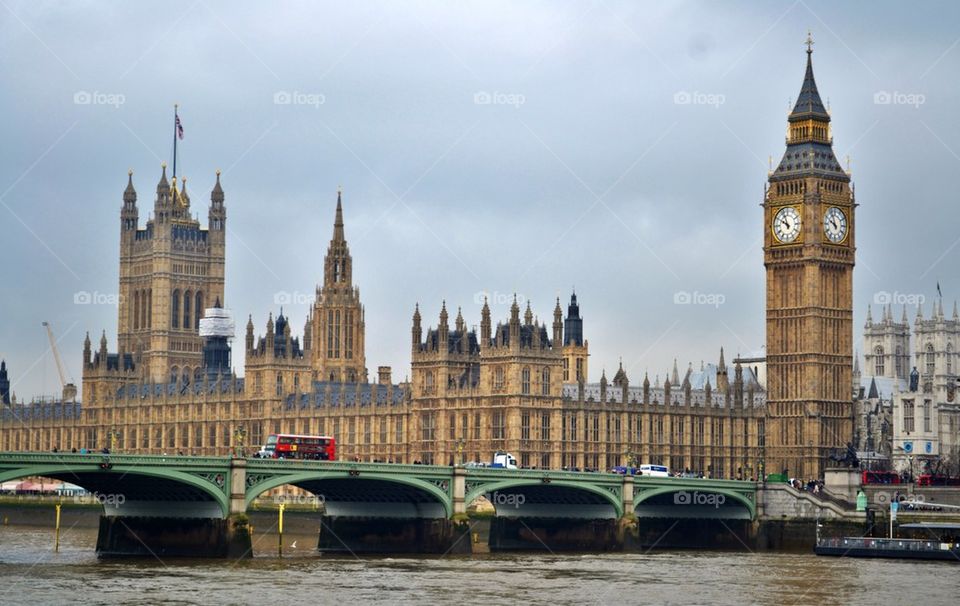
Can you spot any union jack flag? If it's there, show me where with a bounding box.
[176,114,184,140]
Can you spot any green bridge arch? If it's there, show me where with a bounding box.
[634,485,756,519]
[0,463,230,517]
[465,479,624,518]
[244,470,454,517]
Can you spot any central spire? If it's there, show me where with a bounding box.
[333,186,345,242]
[323,187,352,289]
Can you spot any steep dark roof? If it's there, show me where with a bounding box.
[772,142,846,180]
[789,50,830,122]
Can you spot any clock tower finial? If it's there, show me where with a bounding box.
[806,30,814,54]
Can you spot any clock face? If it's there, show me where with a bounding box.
[773,206,801,243]
[823,207,848,243]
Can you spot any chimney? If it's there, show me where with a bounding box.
[378,366,392,385]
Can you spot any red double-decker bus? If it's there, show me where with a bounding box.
[861,470,900,485]
[917,474,960,487]
[259,434,336,460]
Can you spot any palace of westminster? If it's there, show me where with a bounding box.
[2,43,958,481]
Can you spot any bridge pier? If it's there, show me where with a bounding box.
[317,516,471,554]
[488,517,624,551]
[96,515,251,558]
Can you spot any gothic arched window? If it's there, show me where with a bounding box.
[926,343,936,376]
[948,343,954,375]
[874,346,884,376]
[133,291,140,330]
[183,290,192,331]
[522,367,531,394]
[895,345,903,378]
[195,292,203,330]
[541,367,550,395]
[140,289,147,330]
[172,290,181,329]
[276,373,283,396]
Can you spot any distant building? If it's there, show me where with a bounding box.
[0,360,10,405]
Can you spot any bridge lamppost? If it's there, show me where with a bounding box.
[107,429,120,453]
[233,427,247,458]
[455,438,465,466]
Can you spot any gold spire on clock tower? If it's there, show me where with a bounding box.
[764,34,856,479]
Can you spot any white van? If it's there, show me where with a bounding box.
[638,464,670,477]
[491,451,518,469]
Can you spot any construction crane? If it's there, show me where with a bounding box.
[42,321,78,401]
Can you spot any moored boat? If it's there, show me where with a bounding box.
[815,522,960,561]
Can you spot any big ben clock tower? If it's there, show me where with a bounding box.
[764,35,855,479]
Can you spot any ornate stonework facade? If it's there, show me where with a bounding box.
[117,167,226,383]
[763,42,856,479]
[6,42,886,482]
[0,170,767,479]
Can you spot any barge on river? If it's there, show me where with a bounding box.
[815,523,960,562]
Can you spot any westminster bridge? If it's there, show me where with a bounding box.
[0,452,765,556]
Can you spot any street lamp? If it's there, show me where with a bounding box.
[107,429,120,453]
[456,437,465,466]
[233,426,247,458]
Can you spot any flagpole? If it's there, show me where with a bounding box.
[173,104,178,180]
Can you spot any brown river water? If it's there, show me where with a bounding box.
[0,523,956,605]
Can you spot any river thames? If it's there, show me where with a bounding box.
[0,525,955,605]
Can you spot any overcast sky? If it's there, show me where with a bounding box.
[2,0,959,400]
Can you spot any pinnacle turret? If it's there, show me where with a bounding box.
[211,170,224,204]
[157,163,170,192]
[124,170,137,203]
